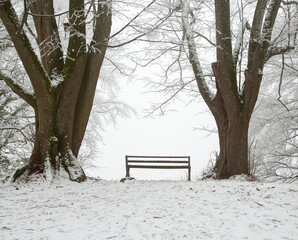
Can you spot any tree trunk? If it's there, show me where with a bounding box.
[215,113,249,178]
[13,101,87,182]
[210,60,251,179]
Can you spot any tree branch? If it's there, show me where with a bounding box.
[277,53,290,111]
[193,31,216,46]
[214,0,234,69]
[16,0,28,35]
[265,45,295,61]
[64,0,87,73]
[72,0,112,155]
[181,0,214,108]
[262,0,283,43]
[248,0,268,61]
[244,0,282,116]
[281,0,298,5]
[145,79,194,116]
[28,0,64,76]
[0,71,36,109]
[105,5,175,48]
[109,0,157,39]
[233,18,248,67]
[0,127,29,142]
[0,1,51,99]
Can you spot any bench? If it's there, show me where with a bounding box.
[125,155,191,181]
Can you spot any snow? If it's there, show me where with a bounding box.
[0,178,297,240]
[65,145,86,182]
[50,74,63,89]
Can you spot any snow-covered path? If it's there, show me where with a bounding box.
[0,179,297,240]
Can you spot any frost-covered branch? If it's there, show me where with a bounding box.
[0,71,36,109]
[262,0,283,43]
[0,1,51,96]
[266,45,295,61]
[277,53,290,111]
[181,0,214,106]
[109,0,157,39]
[233,18,248,67]
[281,0,298,5]
[146,79,195,116]
[193,31,216,47]
[16,0,28,35]
[106,5,174,48]
[248,0,268,59]
[0,127,29,142]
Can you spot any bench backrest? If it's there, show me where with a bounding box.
[125,155,191,180]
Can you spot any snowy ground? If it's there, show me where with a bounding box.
[0,177,297,240]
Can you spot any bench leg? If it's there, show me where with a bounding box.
[126,167,130,178]
[188,167,191,181]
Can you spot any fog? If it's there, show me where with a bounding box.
[89,79,219,180]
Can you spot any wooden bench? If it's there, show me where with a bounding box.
[125,155,191,181]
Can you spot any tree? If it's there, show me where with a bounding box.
[249,48,298,182]
[182,0,293,178]
[0,83,33,179]
[0,0,112,182]
[0,0,172,182]
[131,0,296,178]
[0,19,34,179]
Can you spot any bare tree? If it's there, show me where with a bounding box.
[249,47,298,182]
[0,84,33,179]
[131,0,296,178]
[183,0,294,178]
[0,19,34,179]
[0,0,112,182]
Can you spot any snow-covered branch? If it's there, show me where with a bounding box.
[265,45,295,61]
[181,0,214,105]
[105,4,175,48]
[262,0,283,43]
[281,0,298,5]
[233,18,249,67]
[145,79,195,116]
[0,71,36,109]
[109,0,157,40]
[248,0,268,59]
[0,1,51,96]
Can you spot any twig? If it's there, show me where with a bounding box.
[281,1,298,5]
[253,201,264,207]
[17,0,28,35]
[277,53,290,111]
[109,0,157,39]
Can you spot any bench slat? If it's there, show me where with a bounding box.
[127,160,189,164]
[128,165,189,169]
[126,155,190,159]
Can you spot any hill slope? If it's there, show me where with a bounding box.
[0,178,297,239]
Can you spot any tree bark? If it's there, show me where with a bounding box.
[210,63,250,178]
[215,111,249,178]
